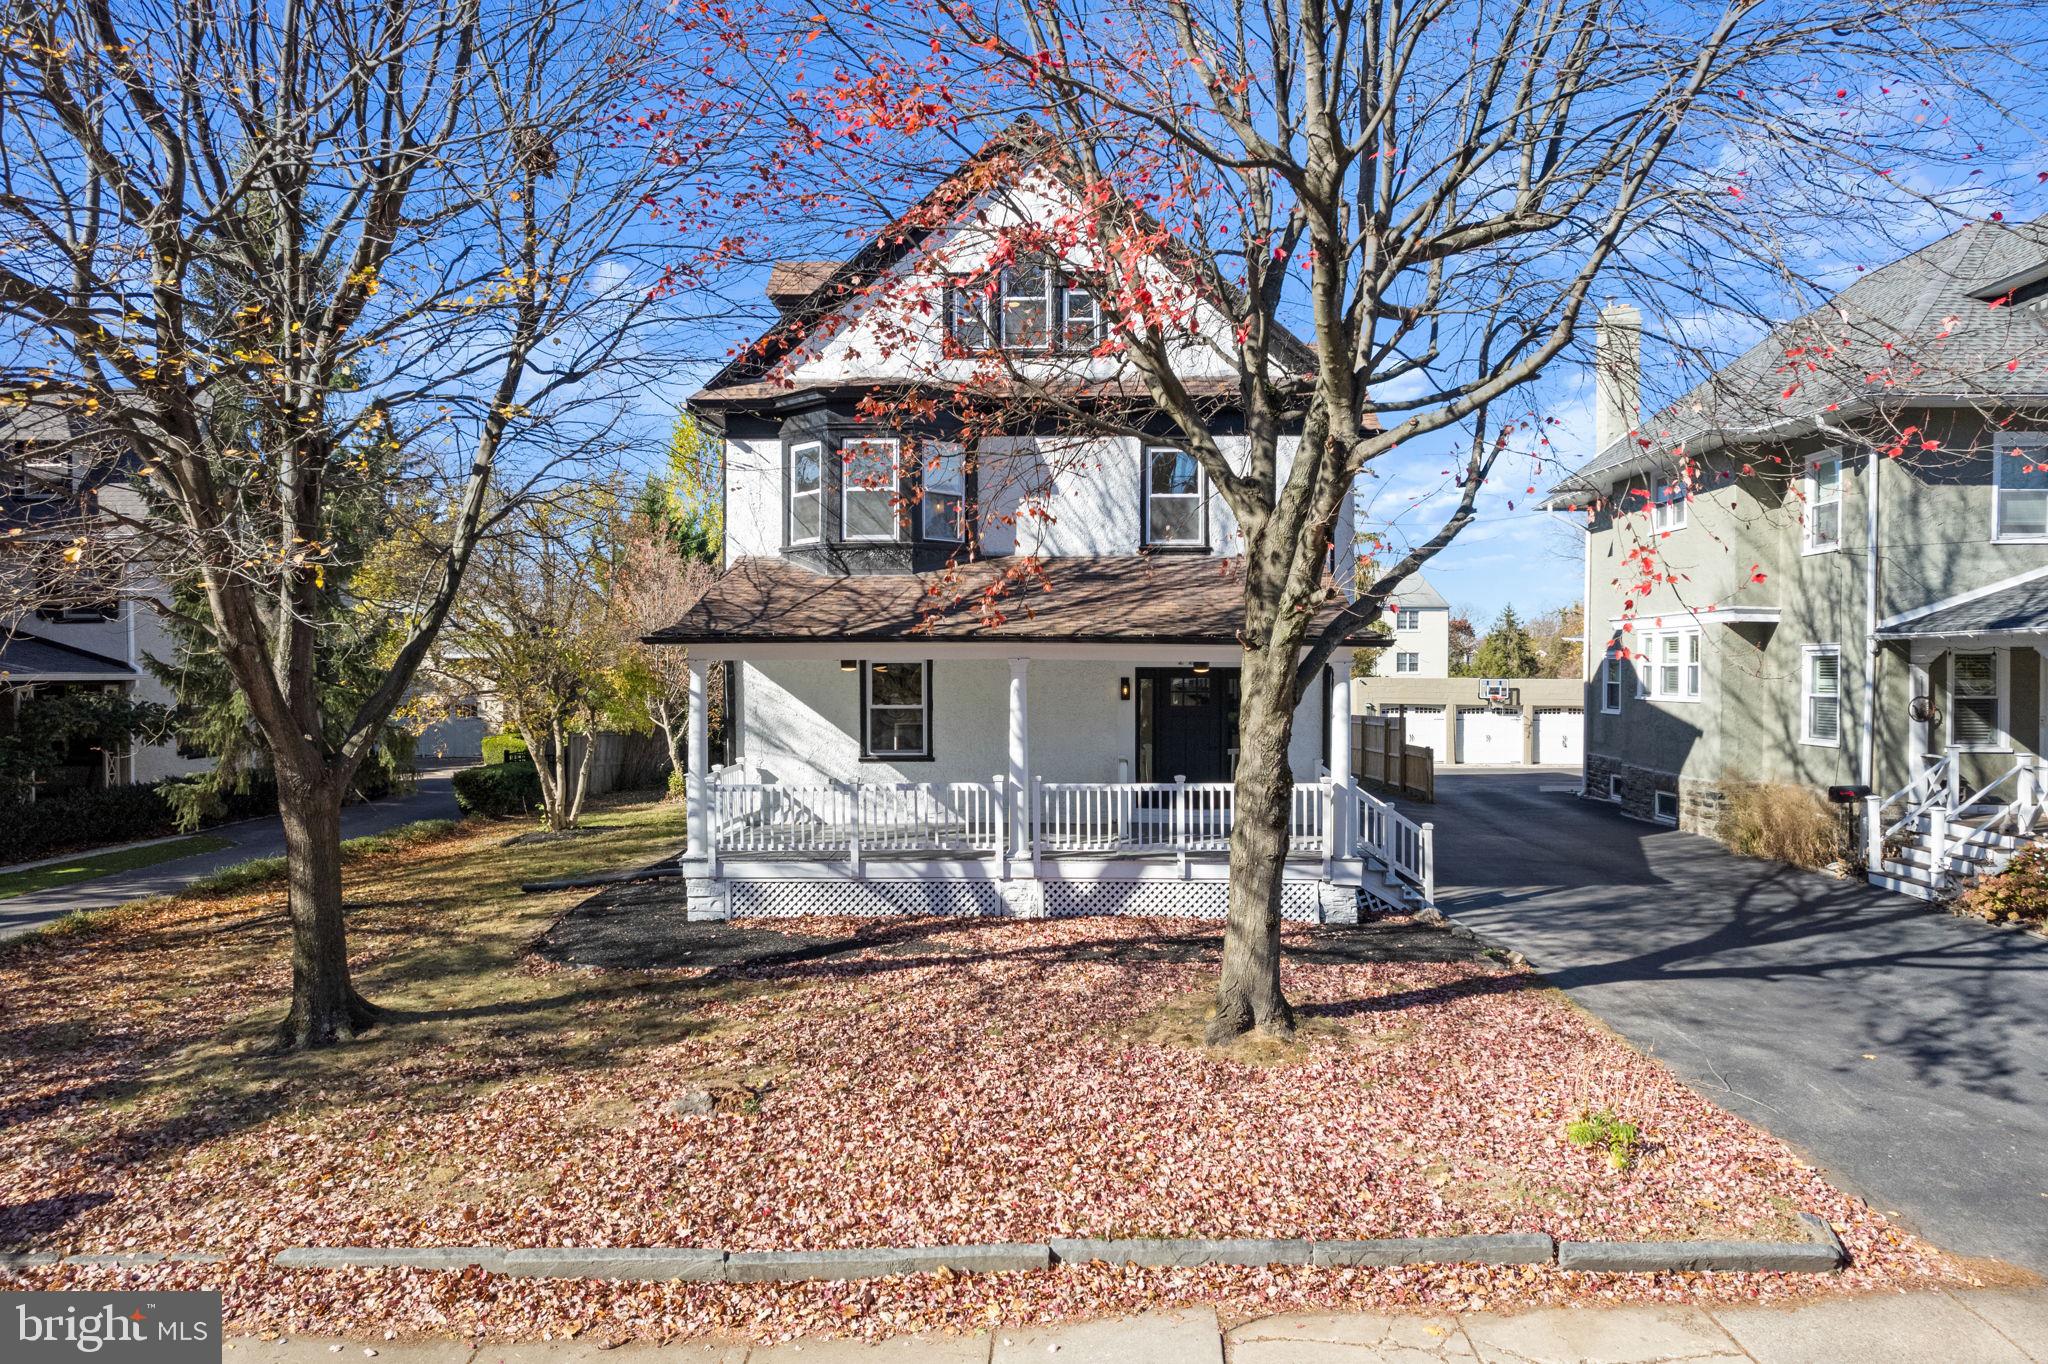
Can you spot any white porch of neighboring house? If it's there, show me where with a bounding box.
[669,643,1434,922]
[1865,576,2048,899]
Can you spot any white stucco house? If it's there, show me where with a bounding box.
[650,127,1434,921]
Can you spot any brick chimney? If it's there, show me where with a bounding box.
[1594,300,1642,454]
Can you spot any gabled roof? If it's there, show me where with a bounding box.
[1547,219,2048,503]
[1385,573,1449,611]
[693,119,1317,409]
[648,554,1377,646]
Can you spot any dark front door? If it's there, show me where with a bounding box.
[1137,667,1241,783]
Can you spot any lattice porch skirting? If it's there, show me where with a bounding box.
[713,876,1355,923]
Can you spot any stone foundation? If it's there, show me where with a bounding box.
[1583,754,1725,838]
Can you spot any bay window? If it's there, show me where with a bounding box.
[1636,627,1701,702]
[841,437,900,541]
[922,443,965,542]
[788,441,822,544]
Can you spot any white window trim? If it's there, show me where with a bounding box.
[1992,434,2048,544]
[1600,655,1623,714]
[1142,444,1207,548]
[1395,651,1421,674]
[1801,455,1844,556]
[1607,773,1624,802]
[1395,608,1421,631]
[1633,627,1702,703]
[999,261,1055,352]
[1653,790,1679,825]
[840,436,902,543]
[788,440,823,546]
[1947,648,2011,753]
[1649,478,1688,533]
[1800,644,1843,748]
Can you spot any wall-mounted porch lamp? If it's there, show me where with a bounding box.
[1119,676,1131,701]
[839,659,859,672]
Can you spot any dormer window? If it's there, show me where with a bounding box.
[841,437,901,541]
[1063,286,1100,347]
[922,443,965,542]
[1144,445,1206,548]
[788,441,822,544]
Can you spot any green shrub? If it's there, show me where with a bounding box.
[188,855,289,896]
[1957,844,2048,924]
[666,767,687,802]
[481,734,530,766]
[1718,779,1845,871]
[453,759,541,817]
[1565,1109,1642,1171]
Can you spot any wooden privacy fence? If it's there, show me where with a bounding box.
[1352,715,1435,803]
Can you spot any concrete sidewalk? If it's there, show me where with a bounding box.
[225,1287,2048,1363]
[0,767,462,941]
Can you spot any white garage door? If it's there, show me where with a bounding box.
[1388,706,1446,758]
[1534,707,1582,765]
[1456,708,1524,765]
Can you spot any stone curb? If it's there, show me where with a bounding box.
[12,1223,1849,1282]
[1311,1234,1555,1267]
[1556,1213,1848,1274]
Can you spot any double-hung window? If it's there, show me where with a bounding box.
[1601,654,1624,713]
[1804,457,1842,552]
[841,437,900,541]
[1395,652,1420,674]
[922,443,965,542]
[861,661,931,759]
[788,441,822,544]
[1993,437,2048,541]
[1144,446,1205,546]
[999,260,1055,351]
[1396,607,1421,631]
[1062,285,1101,346]
[1802,645,1842,746]
[1950,651,2003,750]
[1637,627,1701,702]
[1649,478,1688,533]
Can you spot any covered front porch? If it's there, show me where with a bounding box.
[669,643,1432,920]
[1866,593,2048,897]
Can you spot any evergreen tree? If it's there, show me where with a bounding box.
[1471,606,1542,679]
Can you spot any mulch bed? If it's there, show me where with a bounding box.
[0,890,1981,1344]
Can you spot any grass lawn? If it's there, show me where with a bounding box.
[0,834,234,900]
[0,797,1975,1344]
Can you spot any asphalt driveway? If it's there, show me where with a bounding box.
[1413,769,2048,1274]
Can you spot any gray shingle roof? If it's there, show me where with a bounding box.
[1386,572,1449,610]
[0,631,136,681]
[1548,220,2048,502]
[1876,573,2048,639]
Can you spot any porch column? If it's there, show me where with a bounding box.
[1328,655,1353,856]
[685,655,710,860]
[1909,647,1932,771]
[1008,657,1031,860]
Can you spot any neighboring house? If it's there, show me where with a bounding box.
[1547,220,2048,898]
[650,128,1432,920]
[1364,574,1452,678]
[0,405,209,792]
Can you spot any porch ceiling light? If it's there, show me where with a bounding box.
[840,659,858,672]
[1191,661,1211,674]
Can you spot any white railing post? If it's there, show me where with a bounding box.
[1346,777,1361,860]
[1174,775,1189,877]
[2022,755,2041,834]
[1029,775,1044,876]
[1320,781,1334,878]
[1421,822,1436,905]
[1864,793,1885,871]
[1929,806,1949,889]
[1946,756,1962,811]
[706,775,721,879]
[994,774,1010,880]
[849,782,863,876]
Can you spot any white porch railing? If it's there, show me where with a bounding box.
[708,772,1436,901]
[1866,751,2046,893]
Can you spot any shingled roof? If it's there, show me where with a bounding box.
[1547,219,2048,503]
[648,554,1380,647]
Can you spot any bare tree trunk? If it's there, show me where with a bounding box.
[565,712,599,828]
[1207,645,1299,1043]
[275,769,378,1049]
